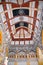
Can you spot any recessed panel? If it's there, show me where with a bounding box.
[13,9,29,16]
[15,22,28,28]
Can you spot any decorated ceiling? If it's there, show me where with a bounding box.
[0,0,43,45]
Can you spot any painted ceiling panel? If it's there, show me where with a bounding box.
[0,1,43,63]
[0,1,42,45]
[12,9,29,16]
[15,22,28,28]
[10,16,30,25]
[11,16,30,24]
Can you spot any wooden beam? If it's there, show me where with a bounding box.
[12,38,32,41]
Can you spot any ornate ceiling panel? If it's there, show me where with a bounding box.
[0,1,43,45]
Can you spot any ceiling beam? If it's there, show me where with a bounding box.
[12,38,32,41]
